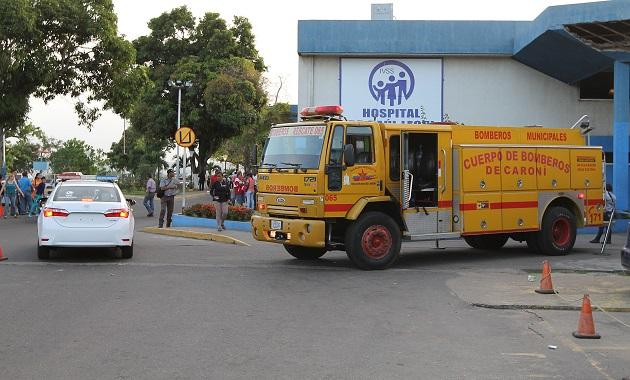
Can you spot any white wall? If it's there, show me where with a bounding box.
[443,57,612,135]
[298,55,613,135]
[298,56,340,110]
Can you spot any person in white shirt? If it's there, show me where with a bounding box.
[143,174,157,217]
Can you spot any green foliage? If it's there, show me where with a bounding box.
[4,123,57,172]
[130,7,267,177]
[215,102,293,172]
[183,203,253,222]
[107,125,167,185]
[49,138,99,173]
[0,0,150,133]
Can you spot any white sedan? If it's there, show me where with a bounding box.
[37,180,135,260]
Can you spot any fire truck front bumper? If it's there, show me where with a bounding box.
[251,215,326,248]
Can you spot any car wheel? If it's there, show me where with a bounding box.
[464,234,509,250]
[121,244,133,259]
[37,244,50,260]
[536,206,576,256]
[283,244,327,260]
[345,212,401,270]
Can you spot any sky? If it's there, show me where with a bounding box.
[26,0,601,151]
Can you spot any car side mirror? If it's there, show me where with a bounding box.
[126,199,136,206]
[343,144,355,167]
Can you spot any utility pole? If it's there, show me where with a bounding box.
[1,127,6,177]
[168,80,193,211]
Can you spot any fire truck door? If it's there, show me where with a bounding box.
[325,124,380,216]
[401,132,452,235]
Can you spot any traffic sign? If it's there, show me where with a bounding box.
[175,126,196,147]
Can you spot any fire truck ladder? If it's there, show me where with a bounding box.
[598,206,615,255]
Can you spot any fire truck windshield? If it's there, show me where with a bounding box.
[261,125,326,169]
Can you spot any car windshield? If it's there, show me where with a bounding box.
[53,185,120,202]
[261,125,326,169]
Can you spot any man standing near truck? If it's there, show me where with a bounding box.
[158,169,179,228]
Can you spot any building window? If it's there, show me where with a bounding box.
[579,72,613,100]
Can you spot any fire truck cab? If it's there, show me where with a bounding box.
[251,106,604,270]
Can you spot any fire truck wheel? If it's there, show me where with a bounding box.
[463,234,509,250]
[537,206,576,256]
[345,212,401,270]
[283,244,327,260]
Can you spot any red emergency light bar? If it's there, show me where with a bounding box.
[300,105,344,117]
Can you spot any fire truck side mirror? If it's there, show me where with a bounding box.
[343,144,355,167]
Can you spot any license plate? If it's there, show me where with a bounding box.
[270,220,282,230]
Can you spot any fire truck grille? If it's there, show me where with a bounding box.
[267,205,299,216]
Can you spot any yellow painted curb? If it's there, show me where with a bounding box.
[141,227,250,246]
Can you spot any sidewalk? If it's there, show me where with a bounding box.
[141,225,254,246]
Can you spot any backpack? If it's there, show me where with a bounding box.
[157,179,170,199]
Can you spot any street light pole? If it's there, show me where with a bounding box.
[1,127,5,176]
[177,86,182,209]
[168,79,193,212]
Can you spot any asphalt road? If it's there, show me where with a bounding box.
[0,195,628,379]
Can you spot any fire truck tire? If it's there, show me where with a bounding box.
[345,212,401,270]
[537,206,576,256]
[283,244,327,260]
[463,234,508,250]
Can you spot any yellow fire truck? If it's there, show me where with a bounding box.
[251,105,604,269]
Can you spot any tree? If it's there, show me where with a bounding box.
[130,7,267,178]
[215,102,293,173]
[49,139,99,174]
[107,125,168,181]
[0,0,150,136]
[4,123,57,172]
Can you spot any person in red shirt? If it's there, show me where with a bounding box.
[245,172,255,209]
[234,173,245,206]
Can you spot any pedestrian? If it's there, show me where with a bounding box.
[210,171,230,231]
[210,169,218,187]
[229,171,237,204]
[198,171,206,191]
[18,171,33,215]
[0,172,25,218]
[144,174,156,217]
[29,176,46,217]
[591,183,616,244]
[245,172,255,209]
[158,169,179,228]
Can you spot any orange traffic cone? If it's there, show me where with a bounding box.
[573,294,601,339]
[0,244,7,262]
[535,260,555,294]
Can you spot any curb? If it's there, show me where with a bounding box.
[141,227,250,246]
[472,303,630,312]
[172,214,252,232]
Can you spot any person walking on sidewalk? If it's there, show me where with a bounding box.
[211,171,230,231]
[0,173,24,218]
[18,171,33,215]
[29,176,46,217]
[144,174,156,217]
[591,183,616,244]
[158,169,179,228]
